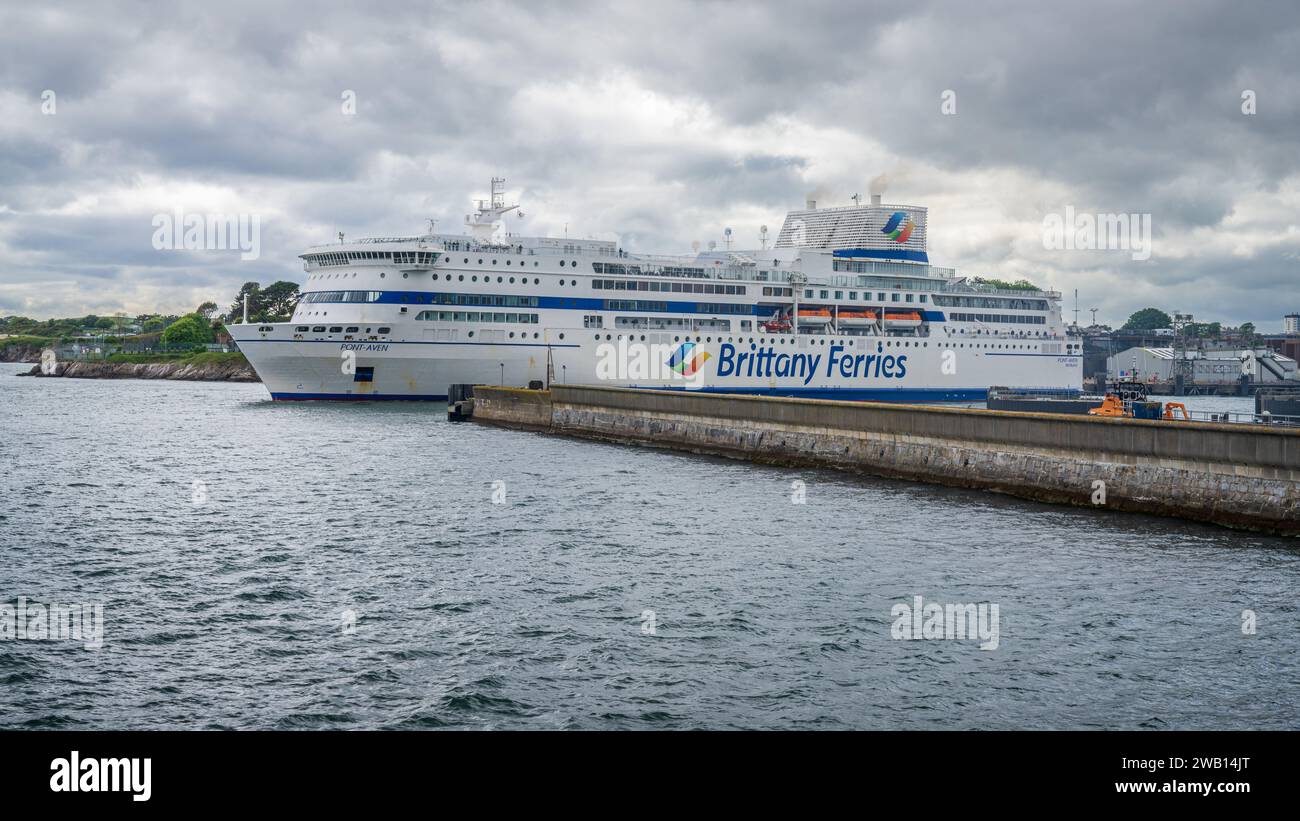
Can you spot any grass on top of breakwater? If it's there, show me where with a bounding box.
[104,351,249,366]
[0,334,56,348]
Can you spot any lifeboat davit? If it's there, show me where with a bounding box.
[883,310,923,329]
[797,308,832,326]
[836,310,878,328]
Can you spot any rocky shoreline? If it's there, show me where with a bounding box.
[0,344,42,363]
[17,359,259,382]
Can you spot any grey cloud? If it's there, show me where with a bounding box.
[0,0,1297,326]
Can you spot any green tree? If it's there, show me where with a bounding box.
[971,277,1041,292]
[1122,308,1172,331]
[227,282,262,322]
[160,314,214,346]
[259,281,301,321]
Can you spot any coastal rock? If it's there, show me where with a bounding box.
[20,358,259,382]
[0,343,42,363]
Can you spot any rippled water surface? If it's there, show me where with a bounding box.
[2,364,1297,729]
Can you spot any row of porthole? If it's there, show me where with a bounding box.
[464,331,543,340]
[330,271,582,285]
[595,334,939,347]
[434,275,579,286]
[591,333,1042,351]
[459,258,579,268]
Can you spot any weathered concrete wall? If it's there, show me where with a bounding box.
[473,385,1300,535]
[472,386,553,430]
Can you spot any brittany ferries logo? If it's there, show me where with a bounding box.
[882,211,915,243]
[667,342,711,377]
[594,338,710,386]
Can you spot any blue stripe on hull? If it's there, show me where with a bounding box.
[271,392,448,401]
[269,386,1079,403]
[630,385,991,402]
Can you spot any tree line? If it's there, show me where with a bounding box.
[0,280,300,347]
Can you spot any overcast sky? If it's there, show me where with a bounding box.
[2,0,1298,328]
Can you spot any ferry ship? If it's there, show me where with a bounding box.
[229,179,1082,401]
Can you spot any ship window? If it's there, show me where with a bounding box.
[353,366,374,382]
[329,326,342,332]
[559,261,566,267]
[296,326,309,332]
[378,327,391,334]
[346,326,359,333]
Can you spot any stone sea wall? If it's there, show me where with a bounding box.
[472,385,1300,535]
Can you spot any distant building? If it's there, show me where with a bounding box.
[1263,335,1300,364]
[1107,346,1297,383]
[1285,313,1300,334]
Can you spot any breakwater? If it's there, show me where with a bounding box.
[19,358,258,382]
[470,385,1300,535]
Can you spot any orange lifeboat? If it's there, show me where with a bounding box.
[797,308,833,326]
[883,310,922,328]
[837,310,878,327]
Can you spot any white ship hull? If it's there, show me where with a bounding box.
[230,324,1080,402]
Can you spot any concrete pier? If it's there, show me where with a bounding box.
[469,385,1300,535]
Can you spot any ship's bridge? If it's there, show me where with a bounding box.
[300,236,444,274]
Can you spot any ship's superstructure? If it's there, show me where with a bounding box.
[229,180,1082,401]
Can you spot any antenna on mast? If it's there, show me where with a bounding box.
[467,177,521,242]
[759,225,769,251]
[724,227,733,251]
